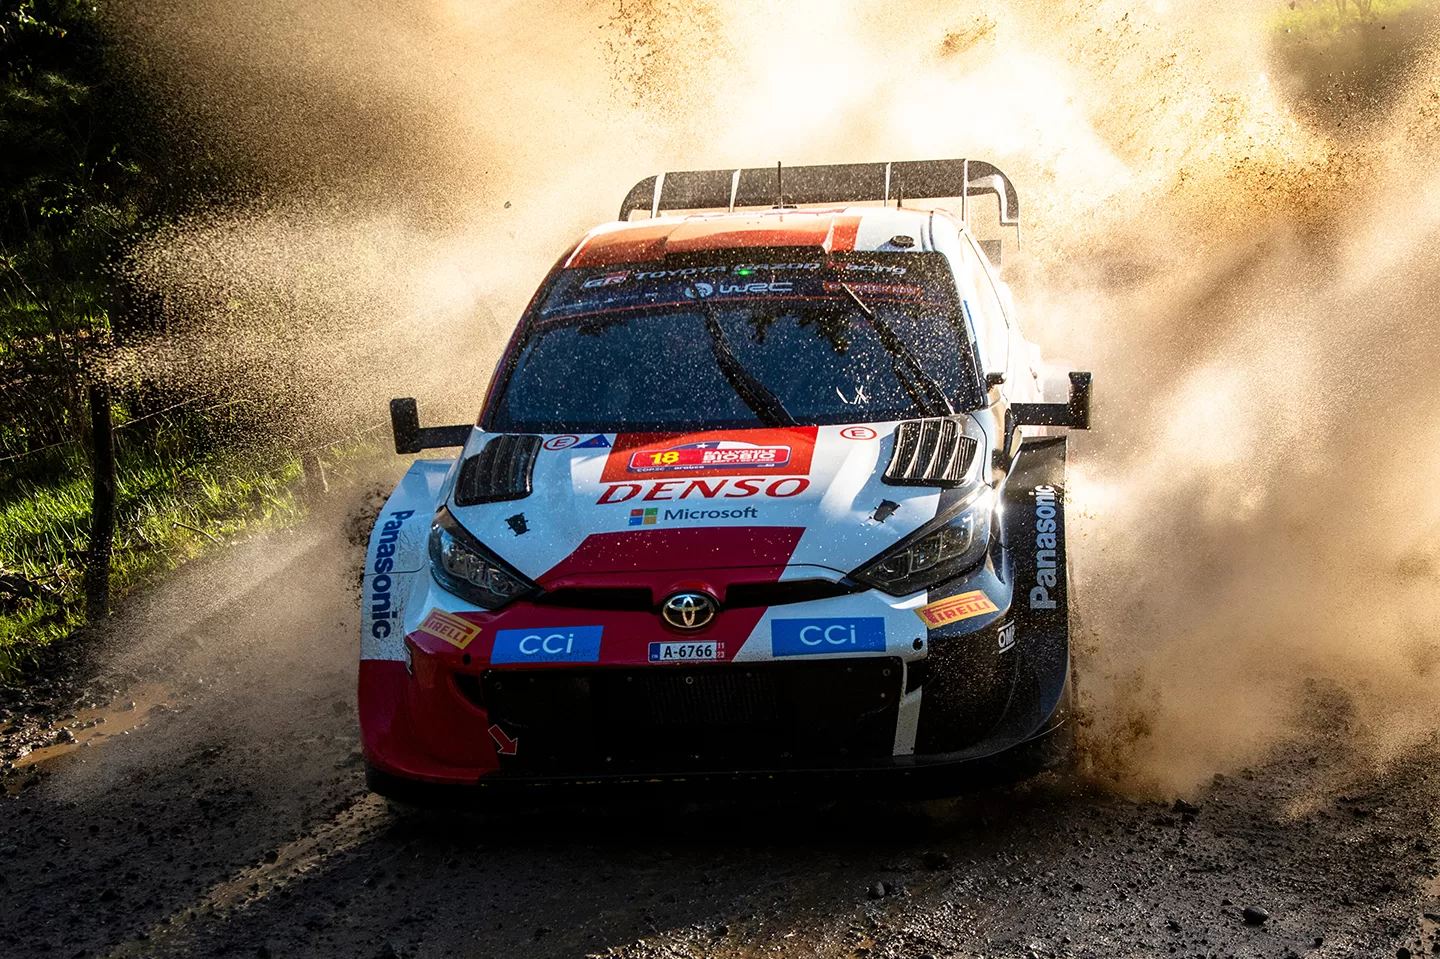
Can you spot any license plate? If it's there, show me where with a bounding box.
[648,641,721,662]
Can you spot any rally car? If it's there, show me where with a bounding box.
[360,159,1092,800]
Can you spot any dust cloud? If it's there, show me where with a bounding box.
[108,0,1440,796]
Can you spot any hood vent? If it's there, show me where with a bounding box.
[454,434,542,506]
[883,418,977,487]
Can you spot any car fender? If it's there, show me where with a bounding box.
[360,459,453,663]
[998,434,1070,736]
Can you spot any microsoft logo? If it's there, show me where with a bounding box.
[628,507,658,527]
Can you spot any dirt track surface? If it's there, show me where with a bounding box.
[2,488,1438,959]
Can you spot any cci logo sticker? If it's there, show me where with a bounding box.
[415,609,482,651]
[771,617,886,657]
[490,626,603,664]
[914,590,999,629]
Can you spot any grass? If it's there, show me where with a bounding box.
[1271,0,1428,37]
[0,429,378,680]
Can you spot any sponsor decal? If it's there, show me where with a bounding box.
[998,619,1016,653]
[840,426,877,440]
[581,271,629,289]
[574,433,611,449]
[544,434,579,451]
[1029,485,1062,610]
[772,617,886,656]
[649,641,723,662]
[683,280,794,299]
[913,590,999,629]
[488,724,519,756]
[627,441,792,474]
[598,477,809,504]
[601,428,816,483]
[733,262,820,272]
[490,625,604,664]
[823,281,922,298]
[415,608,482,651]
[632,266,729,280]
[368,509,414,640]
[629,505,760,527]
[843,262,907,275]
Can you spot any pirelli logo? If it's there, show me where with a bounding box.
[913,590,999,629]
[415,609,482,650]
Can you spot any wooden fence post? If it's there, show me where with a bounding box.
[83,382,116,621]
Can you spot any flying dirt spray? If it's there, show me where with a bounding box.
[110,0,1440,796]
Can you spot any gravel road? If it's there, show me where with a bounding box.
[2,485,1438,959]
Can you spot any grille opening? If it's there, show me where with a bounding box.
[453,673,486,709]
[481,658,903,773]
[884,418,977,487]
[725,578,859,608]
[454,434,542,506]
[532,587,654,610]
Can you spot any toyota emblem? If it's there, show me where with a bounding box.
[661,592,718,630]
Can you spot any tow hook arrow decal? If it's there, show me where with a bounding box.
[488,724,519,756]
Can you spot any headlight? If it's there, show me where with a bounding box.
[850,487,993,595]
[428,507,538,609]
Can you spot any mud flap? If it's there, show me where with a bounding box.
[998,435,1071,740]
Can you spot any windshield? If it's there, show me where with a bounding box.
[487,252,983,433]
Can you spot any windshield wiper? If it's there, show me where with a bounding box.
[698,303,796,428]
[837,283,953,417]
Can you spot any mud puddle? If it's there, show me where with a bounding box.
[2,682,182,796]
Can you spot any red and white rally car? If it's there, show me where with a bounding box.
[360,159,1092,800]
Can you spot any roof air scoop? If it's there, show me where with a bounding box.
[883,418,977,488]
[454,434,543,506]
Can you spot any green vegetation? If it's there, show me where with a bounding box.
[1,2,351,679]
[0,444,306,676]
[1272,0,1426,36]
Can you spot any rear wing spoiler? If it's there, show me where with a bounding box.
[618,158,1021,247]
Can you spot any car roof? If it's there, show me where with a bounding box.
[564,206,955,269]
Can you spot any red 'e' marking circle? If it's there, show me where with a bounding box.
[544,434,579,450]
[840,426,878,441]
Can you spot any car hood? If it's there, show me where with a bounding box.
[448,421,987,586]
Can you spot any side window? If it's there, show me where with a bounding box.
[957,240,1009,374]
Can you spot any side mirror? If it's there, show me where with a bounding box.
[1010,372,1092,430]
[985,371,1007,389]
[390,398,473,454]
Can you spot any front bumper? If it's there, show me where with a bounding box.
[364,672,1073,805]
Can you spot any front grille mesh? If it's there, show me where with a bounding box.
[480,658,903,773]
[884,418,976,487]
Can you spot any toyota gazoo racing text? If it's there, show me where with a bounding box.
[359,159,1093,799]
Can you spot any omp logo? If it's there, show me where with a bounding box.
[771,617,886,657]
[368,509,414,640]
[490,626,603,664]
[598,477,809,504]
[913,590,999,629]
[1029,485,1061,610]
[998,620,1016,653]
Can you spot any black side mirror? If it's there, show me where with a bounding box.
[389,398,473,454]
[1011,372,1093,430]
[985,371,1007,389]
